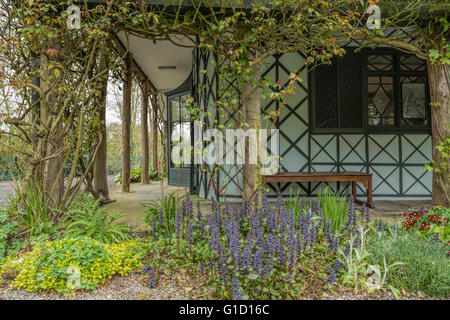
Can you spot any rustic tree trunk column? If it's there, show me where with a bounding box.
[94,53,110,201]
[427,61,450,207]
[40,50,64,206]
[158,92,168,173]
[151,93,159,172]
[241,63,262,202]
[121,53,132,193]
[141,81,150,184]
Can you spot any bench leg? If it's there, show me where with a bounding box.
[357,178,374,209]
[367,175,374,209]
[351,181,357,202]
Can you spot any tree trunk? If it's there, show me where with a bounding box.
[157,92,168,173]
[94,54,110,201]
[122,53,132,193]
[40,51,64,207]
[427,61,450,207]
[151,93,159,171]
[141,81,150,184]
[241,65,262,202]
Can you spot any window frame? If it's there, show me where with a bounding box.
[168,91,192,169]
[309,47,431,135]
[363,48,431,134]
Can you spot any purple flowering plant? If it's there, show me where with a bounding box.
[141,187,371,299]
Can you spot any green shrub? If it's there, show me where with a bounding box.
[368,228,450,297]
[113,167,162,184]
[0,237,146,294]
[0,208,22,261]
[63,194,132,244]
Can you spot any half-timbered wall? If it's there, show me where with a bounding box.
[193,49,432,201]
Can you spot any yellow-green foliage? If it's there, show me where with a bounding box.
[0,237,147,294]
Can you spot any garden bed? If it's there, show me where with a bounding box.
[1,187,449,300]
[0,272,442,300]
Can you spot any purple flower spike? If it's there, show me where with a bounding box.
[278,242,286,267]
[326,267,336,285]
[243,242,251,270]
[377,220,384,233]
[334,258,341,271]
[433,232,440,243]
[186,193,193,218]
[330,236,339,252]
[344,244,350,256]
[325,220,332,243]
[150,269,157,288]
[253,247,263,271]
[232,279,243,300]
[151,215,158,242]
[159,208,164,226]
[296,230,303,254]
[200,221,205,233]
[279,207,288,235]
[288,230,297,268]
[142,264,151,274]
[188,222,194,243]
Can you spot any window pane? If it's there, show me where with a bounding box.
[400,55,426,71]
[367,54,394,71]
[170,122,191,168]
[170,146,190,168]
[170,98,180,121]
[401,76,427,126]
[368,76,395,126]
[170,122,190,144]
[179,94,191,121]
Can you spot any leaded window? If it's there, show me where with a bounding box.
[311,48,430,133]
[366,50,429,130]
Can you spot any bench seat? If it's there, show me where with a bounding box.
[262,171,374,208]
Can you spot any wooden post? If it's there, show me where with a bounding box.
[241,57,262,202]
[151,93,159,172]
[122,53,132,193]
[141,81,150,184]
[94,52,110,201]
[427,61,450,206]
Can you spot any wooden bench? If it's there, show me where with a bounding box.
[262,171,374,208]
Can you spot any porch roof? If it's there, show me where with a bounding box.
[116,33,193,93]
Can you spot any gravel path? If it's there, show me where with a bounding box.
[1,271,443,300]
[0,272,190,300]
[0,181,15,206]
[320,290,441,300]
[0,176,116,207]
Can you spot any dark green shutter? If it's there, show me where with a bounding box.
[313,57,338,129]
[338,50,363,129]
[312,49,363,132]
